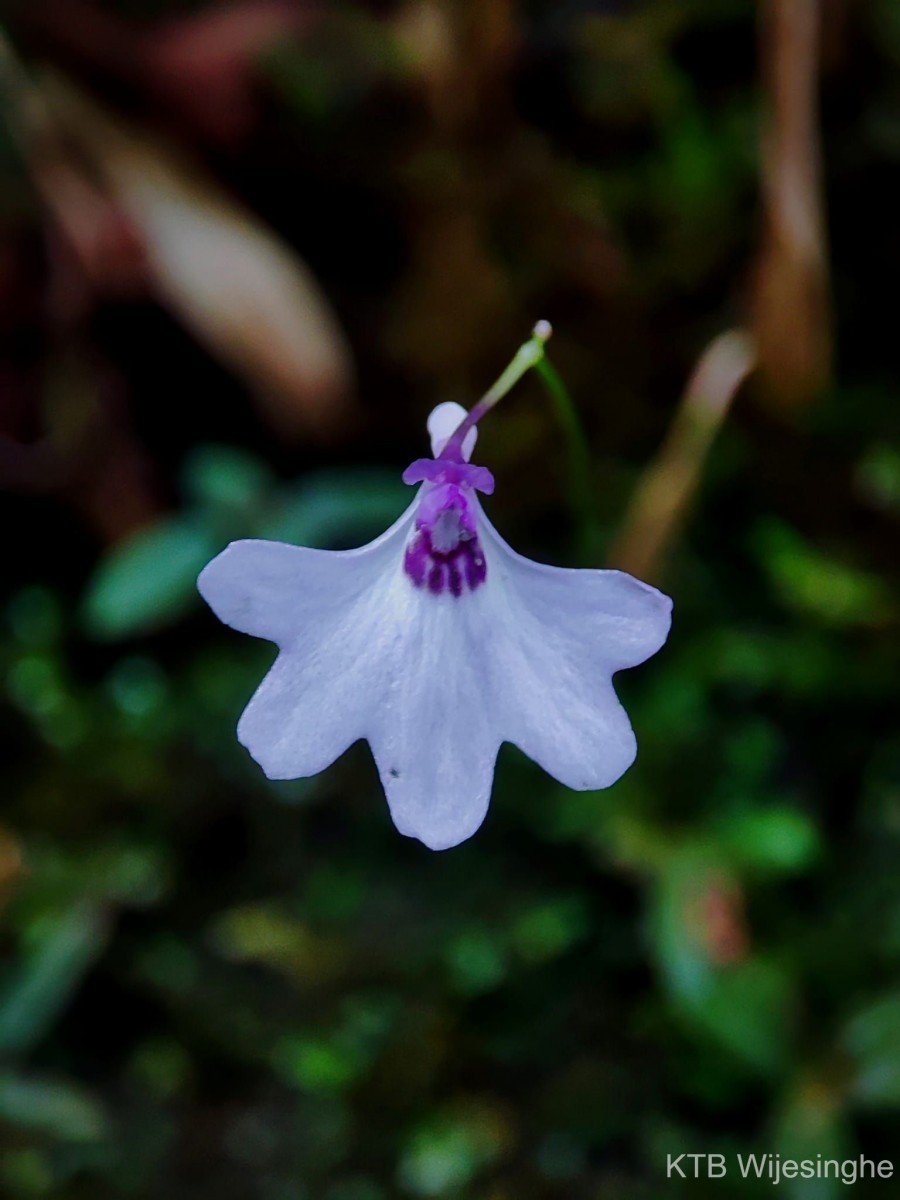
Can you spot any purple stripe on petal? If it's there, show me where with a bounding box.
[402,525,488,597]
[404,536,428,588]
[463,544,486,590]
[428,562,445,594]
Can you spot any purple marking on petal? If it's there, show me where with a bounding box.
[403,527,487,597]
[404,535,428,587]
[403,455,492,598]
[464,545,487,590]
[427,562,444,594]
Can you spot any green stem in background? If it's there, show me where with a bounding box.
[443,321,600,559]
[442,321,553,460]
[533,353,601,562]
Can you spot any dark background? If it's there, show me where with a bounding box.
[1,1,899,1197]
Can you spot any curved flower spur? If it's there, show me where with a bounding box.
[198,324,672,850]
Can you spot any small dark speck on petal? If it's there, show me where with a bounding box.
[389,767,400,779]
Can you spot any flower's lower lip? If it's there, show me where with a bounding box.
[404,528,487,596]
[197,395,673,852]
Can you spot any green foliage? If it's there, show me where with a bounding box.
[82,452,408,639]
[715,807,821,875]
[754,520,892,628]
[0,1073,106,1144]
[0,905,110,1058]
[258,470,408,546]
[398,1102,510,1196]
[843,994,900,1107]
[82,518,217,639]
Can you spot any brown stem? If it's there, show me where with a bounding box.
[753,0,832,410]
[607,331,756,583]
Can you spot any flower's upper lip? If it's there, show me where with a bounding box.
[401,456,495,495]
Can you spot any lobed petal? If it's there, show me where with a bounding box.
[198,504,416,778]
[364,583,502,851]
[198,479,671,849]
[479,506,672,792]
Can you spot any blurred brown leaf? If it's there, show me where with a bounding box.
[42,74,355,440]
[608,330,756,583]
[393,0,517,131]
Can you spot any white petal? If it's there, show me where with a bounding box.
[198,485,671,848]
[427,402,477,461]
[197,504,415,778]
[363,581,501,851]
[479,506,672,792]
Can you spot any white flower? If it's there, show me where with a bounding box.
[198,402,672,850]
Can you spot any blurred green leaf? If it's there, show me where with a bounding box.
[6,653,66,719]
[82,519,216,639]
[856,442,900,515]
[754,520,891,627]
[6,588,62,647]
[773,1078,852,1200]
[0,1072,106,1143]
[651,853,794,1073]
[0,904,110,1057]
[80,467,407,641]
[275,1034,364,1095]
[128,1037,192,1100]
[257,469,407,546]
[693,957,794,1076]
[87,841,169,906]
[444,927,507,995]
[20,839,167,911]
[843,993,900,1107]
[209,904,321,976]
[651,852,718,1006]
[0,1146,54,1197]
[105,656,169,721]
[397,1103,510,1197]
[716,807,821,874]
[182,444,274,518]
[658,104,722,211]
[512,896,590,964]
